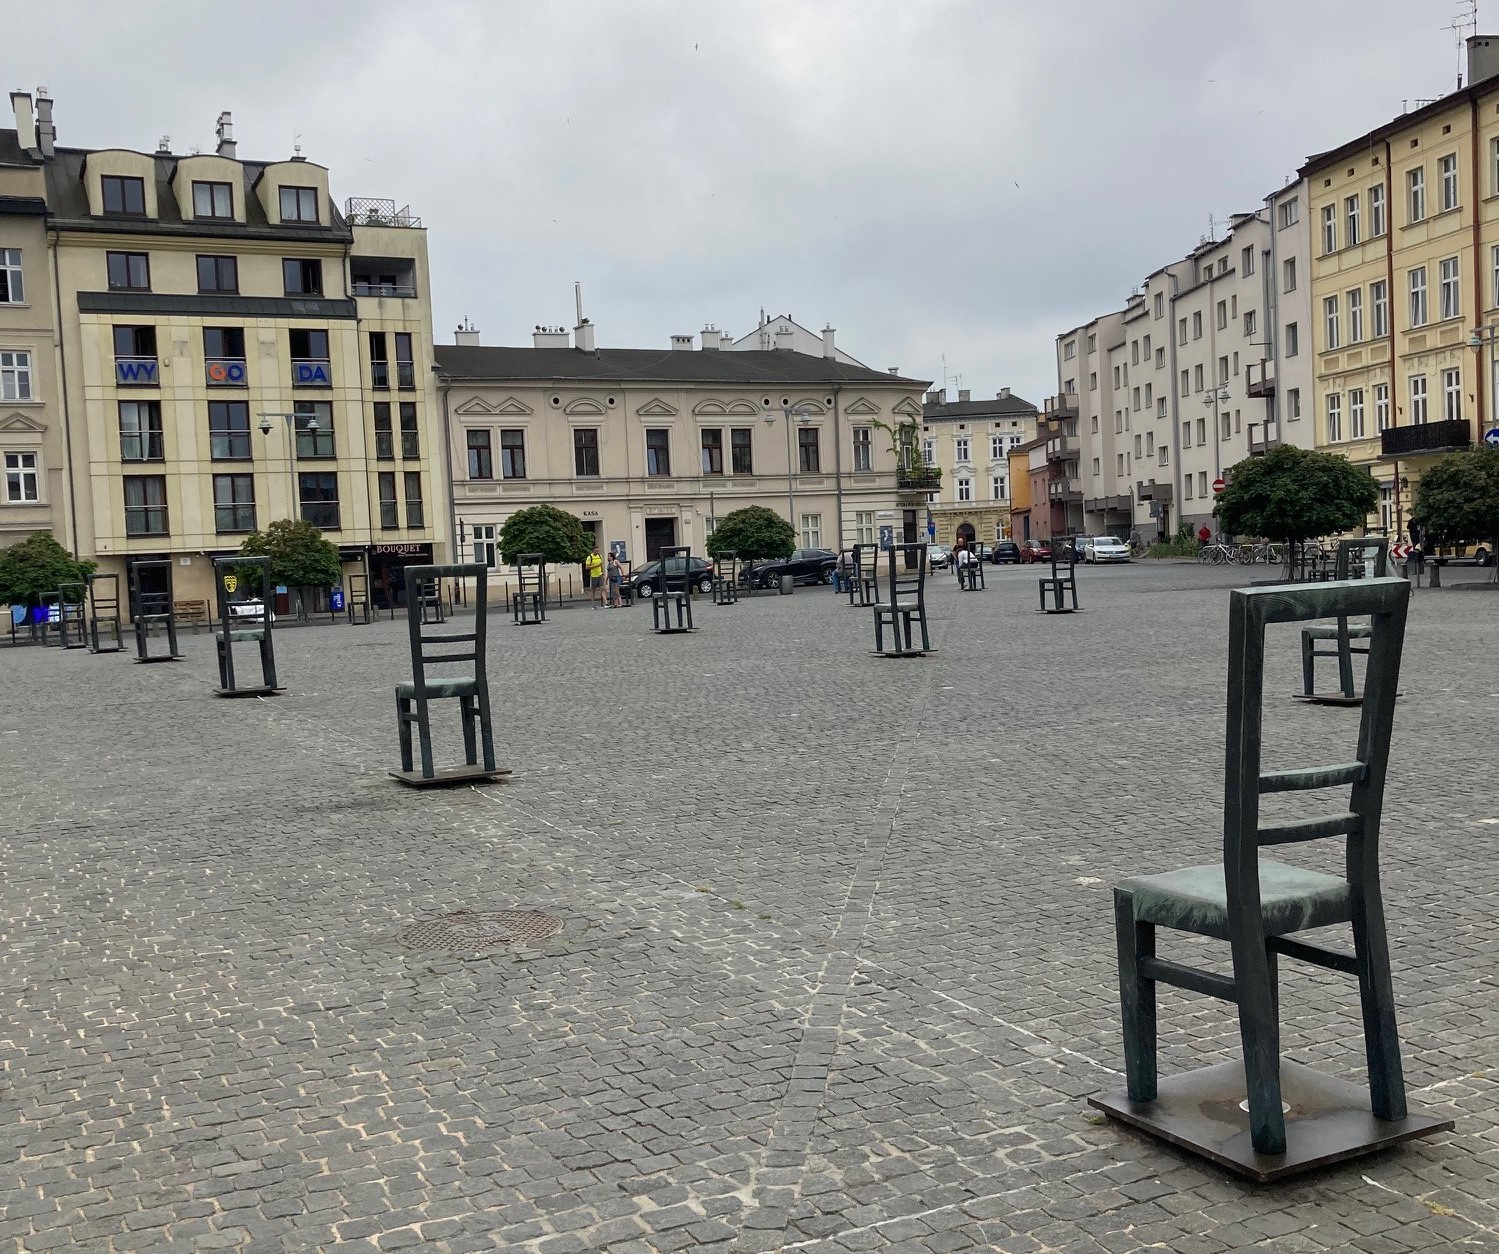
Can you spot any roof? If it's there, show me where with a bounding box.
[922,393,1038,422]
[434,345,928,387]
[77,292,356,320]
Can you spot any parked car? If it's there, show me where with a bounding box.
[1019,540,1052,563]
[989,540,1021,564]
[751,548,838,588]
[1086,535,1132,563]
[630,556,715,597]
[927,544,952,570]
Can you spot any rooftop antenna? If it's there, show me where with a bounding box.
[1207,212,1221,241]
[1452,0,1479,88]
[575,281,583,326]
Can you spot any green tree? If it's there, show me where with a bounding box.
[1214,445,1379,574]
[497,504,594,567]
[0,532,96,611]
[705,506,796,561]
[237,518,342,597]
[1411,447,1499,556]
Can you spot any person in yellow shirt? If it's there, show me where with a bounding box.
[585,546,605,607]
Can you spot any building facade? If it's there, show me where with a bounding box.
[918,387,1037,544]
[3,92,446,610]
[436,324,930,568]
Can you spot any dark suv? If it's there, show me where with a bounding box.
[751,548,838,588]
[630,556,715,597]
[990,540,1021,564]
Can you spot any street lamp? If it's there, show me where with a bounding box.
[257,410,317,521]
[763,402,814,537]
[1468,325,1497,437]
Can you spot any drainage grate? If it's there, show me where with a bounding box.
[399,909,564,954]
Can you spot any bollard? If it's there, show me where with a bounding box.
[1429,560,1441,588]
[779,574,793,595]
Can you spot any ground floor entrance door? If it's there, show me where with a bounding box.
[645,518,676,560]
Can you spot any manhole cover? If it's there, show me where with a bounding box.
[399,909,564,954]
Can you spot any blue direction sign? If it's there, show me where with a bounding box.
[1485,427,1499,447]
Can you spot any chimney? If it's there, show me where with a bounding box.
[821,324,836,359]
[1468,35,1499,86]
[925,389,945,406]
[34,86,55,157]
[998,387,1012,399]
[215,110,236,159]
[533,325,570,348]
[958,389,971,403]
[721,332,733,350]
[574,318,595,353]
[887,367,900,375]
[670,334,694,350]
[700,324,719,350]
[774,325,795,352]
[454,317,480,347]
[10,92,36,155]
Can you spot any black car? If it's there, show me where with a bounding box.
[989,540,1021,564]
[630,556,715,597]
[751,548,838,588]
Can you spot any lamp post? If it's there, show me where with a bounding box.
[258,410,317,523]
[764,402,813,538]
[1468,324,1497,438]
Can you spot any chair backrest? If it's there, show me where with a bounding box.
[129,558,174,617]
[884,543,928,602]
[515,553,546,594]
[88,572,121,616]
[404,562,489,686]
[1334,536,1390,580]
[1223,578,1410,917]
[214,556,272,636]
[715,550,737,581]
[659,546,692,594]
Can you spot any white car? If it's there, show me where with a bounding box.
[1086,536,1131,563]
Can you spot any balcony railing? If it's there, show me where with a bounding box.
[344,197,423,228]
[1381,418,1471,458]
[1048,477,1083,499]
[114,356,159,386]
[1046,433,1079,460]
[897,466,942,491]
[291,358,333,388]
[1137,480,1174,504]
[352,281,418,298]
[1085,494,1133,514]
[1044,393,1079,418]
[1245,360,1276,398]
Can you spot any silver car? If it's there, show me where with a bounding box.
[1086,535,1132,563]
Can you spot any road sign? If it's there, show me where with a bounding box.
[1391,542,1411,559]
[223,574,238,594]
[1212,478,1226,494]
[1485,427,1499,447]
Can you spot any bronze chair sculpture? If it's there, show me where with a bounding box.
[1298,537,1391,705]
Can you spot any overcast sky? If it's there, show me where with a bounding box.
[12,0,1475,404]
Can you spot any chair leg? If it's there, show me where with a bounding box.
[1301,629,1315,696]
[477,689,498,772]
[396,696,414,772]
[1353,895,1408,1122]
[1233,940,1287,1156]
[416,697,436,779]
[874,609,885,653]
[460,694,479,767]
[1336,618,1356,699]
[1114,889,1158,1103]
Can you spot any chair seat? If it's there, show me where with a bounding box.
[1303,624,1372,640]
[397,677,479,699]
[1119,858,1352,940]
[226,629,264,642]
[873,600,921,612]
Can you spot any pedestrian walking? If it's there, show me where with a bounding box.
[607,553,623,607]
[585,546,605,607]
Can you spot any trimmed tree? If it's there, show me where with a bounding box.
[1214,445,1379,576]
[497,504,594,567]
[1411,447,1499,561]
[0,532,96,612]
[705,506,796,562]
[237,518,342,605]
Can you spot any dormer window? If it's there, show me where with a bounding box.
[192,181,234,219]
[102,175,146,216]
[279,186,318,223]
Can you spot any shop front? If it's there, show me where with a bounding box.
[369,541,436,609]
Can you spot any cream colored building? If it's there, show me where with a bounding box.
[5,91,446,611]
[1303,35,1499,539]
[435,324,930,567]
[918,387,1038,543]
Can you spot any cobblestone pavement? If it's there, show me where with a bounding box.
[2,562,1497,1253]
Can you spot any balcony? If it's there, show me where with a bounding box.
[1046,432,1080,461]
[1248,422,1279,456]
[352,281,417,298]
[1085,494,1133,514]
[1047,477,1083,500]
[897,466,942,492]
[114,356,159,386]
[1044,393,1079,419]
[1381,418,1471,458]
[345,198,422,228]
[291,358,333,388]
[1137,480,1174,504]
[1245,359,1276,399]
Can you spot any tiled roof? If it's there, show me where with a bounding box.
[435,345,928,387]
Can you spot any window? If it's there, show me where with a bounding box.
[101,175,145,216]
[1132,387,1140,411]
[1180,368,1190,397]
[289,328,329,365]
[1087,333,1097,352]
[123,475,168,535]
[208,400,250,460]
[800,513,822,548]
[1374,383,1390,430]
[1443,367,1463,421]
[1440,257,1461,320]
[378,472,398,529]
[1349,388,1366,439]
[1117,452,1126,475]
[1242,245,1255,274]
[192,181,233,219]
[646,428,671,476]
[1409,374,1428,424]
[374,402,393,460]
[730,427,753,475]
[1282,257,1297,292]
[922,438,935,465]
[1371,183,1386,236]
[1145,431,1154,456]
[1279,199,1299,228]
[1409,266,1428,327]
[573,427,600,477]
[1089,372,1098,392]
[368,333,389,390]
[991,474,1007,499]
[196,255,238,293]
[1216,300,1228,330]
[990,432,1004,459]
[203,325,246,373]
[1323,296,1340,349]
[4,451,38,502]
[1155,348,1166,368]
[298,472,340,529]
[1440,154,1458,211]
[1321,204,1337,254]
[472,523,497,566]
[500,429,526,479]
[1154,292,1165,317]
[279,185,318,223]
[1157,396,1168,418]
[213,474,256,533]
[1493,244,1499,309]
[1408,167,1426,223]
[1193,363,1204,391]
[1130,341,1139,366]
[855,511,875,546]
[466,429,492,479]
[398,402,418,459]
[1244,310,1257,337]
[1113,365,1121,388]
[701,427,724,475]
[404,472,424,528]
[798,426,820,473]
[0,249,22,303]
[393,334,415,389]
[1380,484,1394,533]
[118,400,163,461]
[1178,317,1187,345]
[294,400,334,458]
[1158,445,1169,466]
[957,478,972,502]
[1348,289,1363,343]
[955,435,970,462]
[1345,194,1360,246]
[1185,476,1194,500]
[1286,388,1301,420]
[282,258,323,295]
[1326,393,1342,443]
[113,324,157,367]
[106,251,150,291]
[0,350,31,401]
[1063,340,1076,360]
[1494,138,1499,196]
[1196,416,1208,444]
[1372,280,1389,337]
[1192,311,1202,339]
[1145,382,1153,405]
[852,426,872,472]
[1181,421,1192,447]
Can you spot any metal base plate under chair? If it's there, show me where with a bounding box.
[1292,690,1365,706]
[213,684,283,698]
[1088,1059,1453,1183]
[388,762,514,789]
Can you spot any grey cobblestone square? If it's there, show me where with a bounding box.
[1,564,1497,1251]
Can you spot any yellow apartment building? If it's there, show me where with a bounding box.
[1304,36,1499,540]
